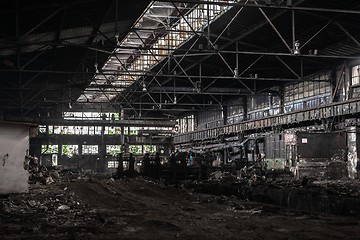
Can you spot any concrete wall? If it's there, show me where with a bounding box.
[0,124,29,193]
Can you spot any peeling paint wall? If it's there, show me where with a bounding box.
[0,124,29,193]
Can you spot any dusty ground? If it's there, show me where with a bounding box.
[1,176,360,240]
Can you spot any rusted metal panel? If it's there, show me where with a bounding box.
[296,132,348,180]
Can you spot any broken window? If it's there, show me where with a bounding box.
[143,145,157,154]
[106,145,121,156]
[129,145,143,154]
[62,145,79,157]
[82,145,98,155]
[41,145,58,154]
[107,161,119,169]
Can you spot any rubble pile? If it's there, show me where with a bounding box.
[1,173,360,239]
[208,170,237,182]
[312,180,360,197]
[58,169,92,182]
[23,156,103,185]
[208,161,267,187]
[24,156,60,185]
[0,183,106,239]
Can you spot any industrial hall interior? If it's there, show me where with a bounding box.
[2,0,360,239]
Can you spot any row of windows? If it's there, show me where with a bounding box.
[41,144,157,157]
[247,95,281,111]
[195,95,331,125]
[39,125,173,135]
[198,68,358,127]
[284,81,331,102]
[284,95,330,113]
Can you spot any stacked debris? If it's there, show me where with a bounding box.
[208,170,237,182]
[24,156,60,185]
[58,169,91,182]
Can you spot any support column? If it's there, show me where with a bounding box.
[100,114,106,172]
[222,104,227,125]
[279,85,285,114]
[243,96,248,121]
[344,62,351,101]
[347,126,360,179]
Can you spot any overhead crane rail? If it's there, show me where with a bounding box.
[174,98,360,144]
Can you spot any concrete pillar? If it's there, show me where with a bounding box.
[347,126,359,179]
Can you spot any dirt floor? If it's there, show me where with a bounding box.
[1,176,360,240]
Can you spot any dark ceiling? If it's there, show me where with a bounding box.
[1,0,360,122]
[0,0,151,120]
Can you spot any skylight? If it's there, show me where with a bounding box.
[77,0,236,104]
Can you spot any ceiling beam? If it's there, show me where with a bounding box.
[155,0,360,15]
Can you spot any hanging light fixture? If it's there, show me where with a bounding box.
[142,82,147,92]
[293,40,300,55]
[115,34,120,46]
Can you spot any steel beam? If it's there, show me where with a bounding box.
[300,20,333,50]
[23,118,175,127]
[172,50,358,59]
[335,21,360,48]
[156,0,360,15]
[275,56,300,78]
[254,0,292,53]
[21,7,64,38]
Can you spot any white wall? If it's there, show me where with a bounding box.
[0,124,29,193]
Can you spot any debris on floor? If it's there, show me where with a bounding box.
[1,173,360,240]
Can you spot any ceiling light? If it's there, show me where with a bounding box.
[94,63,99,74]
[293,40,300,55]
[142,83,147,92]
[115,34,120,46]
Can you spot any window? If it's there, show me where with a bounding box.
[82,145,98,155]
[62,145,79,157]
[352,65,360,85]
[129,127,139,135]
[107,161,119,169]
[143,145,157,154]
[39,125,47,133]
[41,145,58,154]
[176,114,195,133]
[106,145,121,156]
[105,126,121,135]
[129,145,143,154]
